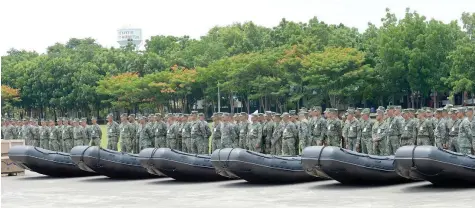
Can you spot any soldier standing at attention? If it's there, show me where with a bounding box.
[20,119,29,142]
[181,113,193,152]
[416,109,434,146]
[239,112,250,150]
[106,114,120,150]
[138,116,154,151]
[401,109,417,146]
[49,120,60,151]
[263,111,275,154]
[39,119,50,149]
[247,113,262,152]
[199,113,211,154]
[221,113,238,148]
[282,113,298,156]
[271,113,284,155]
[166,115,177,149]
[372,107,386,155]
[191,112,208,154]
[311,107,327,146]
[457,107,473,154]
[126,114,137,153]
[30,119,40,146]
[88,117,102,147]
[434,109,449,149]
[154,114,167,148]
[80,118,90,145]
[383,106,403,155]
[344,109,361,151]
[448,108,461,152]
[211,113,222,151]
[3,119,15,140]
[119,114,133,153]
[61,118,73,152]
[298,111,310,152]
[326,109,342,147]
[72,119,82,146]
[359,109,374,154]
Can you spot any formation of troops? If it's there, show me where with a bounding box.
[1,105,474,156]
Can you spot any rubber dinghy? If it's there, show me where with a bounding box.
[301,146,408,184]
[210,148,317,183]
[70,146,156,179]
[138,148,230,181]
[8,146,96,177]
[394,145,475,185]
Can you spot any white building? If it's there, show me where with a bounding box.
[117,27,142,50]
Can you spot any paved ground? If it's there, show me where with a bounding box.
[2,170,474,208]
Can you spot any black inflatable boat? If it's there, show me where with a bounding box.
[138,148,229,181]
[70,146,156,179]
[210,148,317,183]
[301,146,408,184]
[394,145,475,185]
[8,146,96,177]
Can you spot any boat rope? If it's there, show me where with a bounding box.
[410,145,443,177]
[225,148,235,168]
[316,146,327,169]
[96,146,102,168]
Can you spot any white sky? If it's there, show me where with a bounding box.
[1,0,474,55]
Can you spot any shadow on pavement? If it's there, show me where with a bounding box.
[311,181,402,190]
[219,180,298,188]
[80,177,150,182]
[402,183,475,193]
[149,178,225,185]
[15,175,67,181]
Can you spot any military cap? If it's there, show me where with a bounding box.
[128,114,135,118]
[198,113,204,116]
[467,106,475,111]
[155,113,161,117]
[356,108,363,111]
[222,113,230,117]
[435,108,443,113]
[289,110,296,115]
[30,118,36,122]
[395,106,402,110]
[274,113,281,117]
[258,113,264,117]
[265,111,272,115]
[240,112,247,116]
[216,112,223,116]
[313,106,322,112]
[299,107,307,112]
[425,109,432,113]
[362,108,370,114]
[346,109,355,114]
[416,109,425,114]
[138,116,145,120]
[22,118,26,121]
[120,113,127,117]
[377,106,385,111]
[298,111,307,116]
[191,111,198,114]
[331,108,339,113]
[444,104,454,109]
[91,116,97,120]
[281,112,290,117]
[386,105,395,110]
[251,112,258,116]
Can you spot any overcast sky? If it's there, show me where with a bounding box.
[1,0,474,55]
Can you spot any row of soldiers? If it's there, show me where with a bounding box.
[1,117,102,152]
[2,105,474,156]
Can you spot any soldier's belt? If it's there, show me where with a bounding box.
[283,137,294,140]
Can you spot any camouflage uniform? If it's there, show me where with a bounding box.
[166,121,179,150]
[49,122,62,151]
[107,119,120,150]
[359,109,374,154]
[263,112,275,154]
[191,115,208,154]
[457,115,473,155]
[181,118,192,153]
[417,117,434,146]
[3,122,16,140]
[384,107,403,155]
[401,111,418,146]
[271,114,284,155]
[138,118,154,150]
[298,112,310,152]
[247,118,262,152]
[39,123,51,149]
[434,109,449,149]
[326,109,342,147]
[88,120,102,147]
[30,121,40,147]
[372,107,387,155]
[73,120,88,146]
[343,110,361,151]
[311,115,326,146]
[200,113,211,154]
[154,119,167,148]
[119,118,134,153]
[220,117,238,148]
[239,114,250,149]
[448,109,461,152]
[211,119,222,151]
[62,120,74,152]
[282,113,298,156]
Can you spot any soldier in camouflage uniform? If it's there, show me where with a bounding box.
[298,111,309,152]
[238,112,250,149]
[62,118,74,152]
[271,114,283,155]
[127,114,139,153]
[49,120,61,151]
[344,109,361,151]
[20,119,30,142]
[39,119,50,149]
[326,109,342,147]
[383,106,403,155]
[358,109,374,154]
[181,113,193,152]
[247,113,262,152]
[120,114,133,153]
[434,109,449,149]
[166,115,179,149]
[154,114,167,148]
[401,109,418,146]
[457,107,473,154]
[138,116,154,150]
[372,107,386,155]
[73,119,87,146]
[88,117,102,146]
[416,109,434,146]
[198,113,211,154]
[3,119,16,140]
[282,113,298,156]
[310,106,326,146]
[448,108,462,152]
[263,111,275,153]
[211,113,222,151]
[191,112,209,154]
[30,119,40,146]
[106,114,120,150]
[220,113,238,148]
